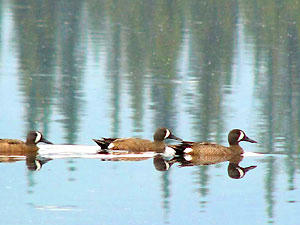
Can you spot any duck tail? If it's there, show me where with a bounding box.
[169,141,194,155]
[93,138,117,149]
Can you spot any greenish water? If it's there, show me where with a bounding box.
[0,0,300,224]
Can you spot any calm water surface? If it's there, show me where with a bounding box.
[0,0,300,224]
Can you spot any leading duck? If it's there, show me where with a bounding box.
[0,131,52,153]
[171,129,257,157]
[93,127,182,155]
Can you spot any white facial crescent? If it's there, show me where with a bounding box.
[35,132,42,143]
[237,167,245,178]
[35,160,42,171]
[164,129,170,139]
[237,131,245,142]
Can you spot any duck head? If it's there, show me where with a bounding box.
[26,131,53,145]
[153,128,182,142]
[228,129,257,146]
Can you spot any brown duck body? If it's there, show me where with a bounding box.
[0,142,39,155]
[104,138,167,153]
[183,142,244,156]
[172,129,257,156]
[93,127,182,154]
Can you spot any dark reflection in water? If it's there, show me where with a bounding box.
[153,154,257,180]
[107,23,122,137]
[0,148,51,171]
[56,0,86,144]
[13,0,57,135]
[153,153,257,218]
[187,0,237,141]
[240,2,300,223]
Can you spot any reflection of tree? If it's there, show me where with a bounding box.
[13,0,57,135]
[124,4,148,133]
[241,0,300,222]
[265,157,275,223]
[161,172,171,224]
[106,24,122,137]
[147,0,183,132]
[187,0,237,142]
[56,0,86,144]
[0,0,2,62]
[195,166,209,210]
[86,0,107,61]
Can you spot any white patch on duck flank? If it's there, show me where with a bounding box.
[237,167,245,178]
[35,132,42,144]
[164,129,171,139]
[108,143,115,149]
[184,148,193,153]
[237,131,245,142]
[184,154,193,161]
[164,146,176,157]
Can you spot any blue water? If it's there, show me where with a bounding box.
[1,0,300,224]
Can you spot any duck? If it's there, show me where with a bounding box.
[93,127,182,155]
[171,129,257,157]
[0,131,52,153]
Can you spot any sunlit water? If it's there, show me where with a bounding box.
[1,0,300,224]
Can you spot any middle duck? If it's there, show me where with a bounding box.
[93,127,182,154]
[171,129,257,157]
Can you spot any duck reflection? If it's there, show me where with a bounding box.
[25,153,52,171]
[153,154,257,179]
[227,156,257,179]
[0,149,52,171]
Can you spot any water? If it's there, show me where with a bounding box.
[1,0,300,224]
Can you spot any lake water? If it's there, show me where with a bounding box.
[0,0,300,224]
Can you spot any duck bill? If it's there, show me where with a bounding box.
[41,138,53,144]
[168,134,183,141]
[244,136,257,143]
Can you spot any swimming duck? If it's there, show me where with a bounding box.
[172,129,257,156]
[0,131,52,153]
[93,127,182,155]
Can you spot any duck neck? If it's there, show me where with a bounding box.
[152,141,166,152]
[228,139,239,146]
[228,145,244,154]
[153,137,164,143]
